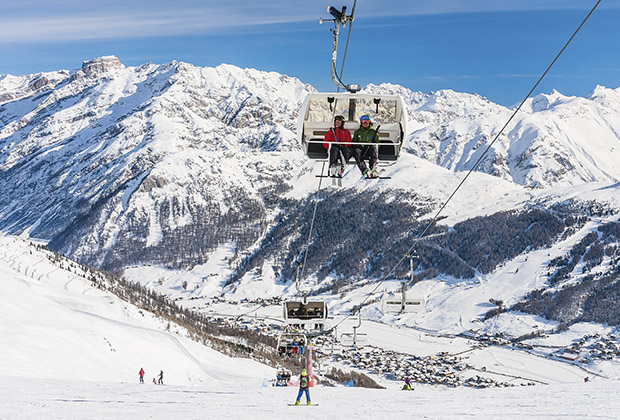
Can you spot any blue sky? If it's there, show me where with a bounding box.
[0,0,617,105]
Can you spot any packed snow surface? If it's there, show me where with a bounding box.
[2,376,620,420]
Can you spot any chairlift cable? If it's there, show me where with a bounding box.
[299,161,327,284]
[331,0,603,329]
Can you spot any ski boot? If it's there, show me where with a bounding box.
[370,162,379,178]
[329,164,338,177]
[363,168,371,179]
[295,401,300,406]
[307,401,312,405]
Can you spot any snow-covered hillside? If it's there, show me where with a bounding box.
[3,58,620,396]
[0,234,273,385]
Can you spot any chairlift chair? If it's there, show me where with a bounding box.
[340,332,369,347]
[277,331,309,356]
[298,92,407,161]
[282,300,329,331]
[381,292,425,314]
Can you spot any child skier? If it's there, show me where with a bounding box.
[295,368,311,405]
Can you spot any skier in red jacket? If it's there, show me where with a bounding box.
[323,115,352,177]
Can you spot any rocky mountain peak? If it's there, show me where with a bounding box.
[80,56,125,77]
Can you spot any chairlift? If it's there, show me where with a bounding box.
[284,261,329,331]
[339,308,368,347]
[275,368,292,386]
[300,4,407,163]
[381,281,425,314]
[277,331,309,356]
[382,293,425,313]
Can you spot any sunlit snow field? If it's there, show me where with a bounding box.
[2,376,620,419]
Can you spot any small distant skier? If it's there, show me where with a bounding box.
[158,370,164,385]
[139,368,145,383]
[402,377,413,390]
[295,368,311,405]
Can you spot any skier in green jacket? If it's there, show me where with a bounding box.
[352,114,379,178]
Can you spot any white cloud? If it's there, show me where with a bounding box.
[0,0,609,44]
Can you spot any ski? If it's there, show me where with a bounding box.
[331,176,342,187]
[316,174,343,187]
[288,403,319,406]
[360,168,389,180]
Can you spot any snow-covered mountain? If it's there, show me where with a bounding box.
[1,55,620,277]
[0,56,313,269]
[368,83,620,188]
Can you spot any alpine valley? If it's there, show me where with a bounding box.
[2,56,620,391]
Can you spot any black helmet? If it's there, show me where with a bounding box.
[334,115,345,126]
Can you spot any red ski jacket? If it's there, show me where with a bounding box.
[323,126,352,149]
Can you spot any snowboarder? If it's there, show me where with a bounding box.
[158,370,164,385]
[295,368,311,405]
[352,114,379,178]
[323,115,352,178]
[138,368,145,383]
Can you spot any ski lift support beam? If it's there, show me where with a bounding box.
[352,309,362,347]
[294,259,308,304]
[319,5,360,93]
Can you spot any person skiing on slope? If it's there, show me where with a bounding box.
[294,368,311,405]
[158,370,164,385]
[352,114,380,178]
[323,115,352,178]
[139,368,145,383]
